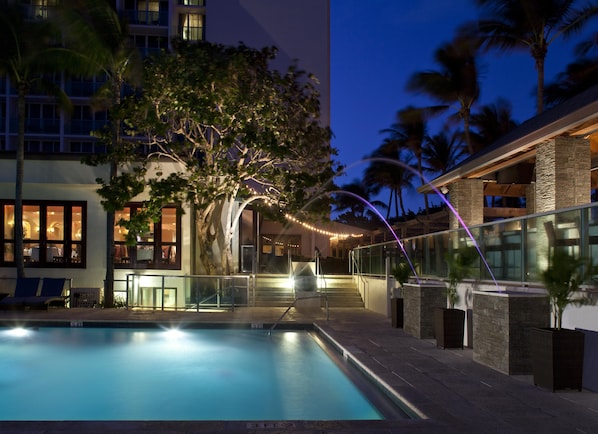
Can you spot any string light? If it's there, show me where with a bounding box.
[246,188,365,239]
[285,214,363,239]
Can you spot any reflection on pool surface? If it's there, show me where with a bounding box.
[0,327,401,421]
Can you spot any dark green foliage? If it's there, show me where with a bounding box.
[392,261,411,288]
[445,245,478,308]
[540,249,596,330]
[109,41,340,272]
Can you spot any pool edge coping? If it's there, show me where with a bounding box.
[313,323,428,421]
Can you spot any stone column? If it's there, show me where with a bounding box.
[473,290,550,375]
[403,282,447,339]
[535,136,590,213]
[448,179,484,230]
[525,183,535,215]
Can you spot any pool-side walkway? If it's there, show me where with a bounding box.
[1,307,597,433]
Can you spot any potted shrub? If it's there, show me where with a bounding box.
[435,245,478,349]
[391,261,411,328]
[531,249,595,391]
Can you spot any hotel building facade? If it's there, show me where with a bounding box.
[0,0,334,295]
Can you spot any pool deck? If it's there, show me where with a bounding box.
[1,307,598,433]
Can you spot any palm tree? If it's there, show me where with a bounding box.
[333,179,373,218]
[543,30,598,107]
[469,0,598,114]
[544,57,598,108]
[574,29,598,55]
[57,0,143,307]
[469,98,519,152]
[542,29,598,107]
[382,106,442,215]
[333,179,383,227]
[423,130,468,176]
[364,145,416,219]
[407,35,481,154]
[0,4,73,277]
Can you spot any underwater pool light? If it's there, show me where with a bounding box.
[162,327,185,340]
[7,327,31,338]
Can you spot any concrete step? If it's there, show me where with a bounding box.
[253,274,363,308]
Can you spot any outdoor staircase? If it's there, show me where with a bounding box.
[319,275,365,308]
[253,274,295,307]
[253,274,363,308]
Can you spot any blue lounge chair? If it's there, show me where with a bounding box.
[0,278,41,309]
[25,278,68,309]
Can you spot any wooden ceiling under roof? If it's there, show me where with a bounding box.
[483,182,528,198]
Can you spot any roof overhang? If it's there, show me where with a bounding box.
[419,92,598,194]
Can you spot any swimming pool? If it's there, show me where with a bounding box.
[0,326,409,421]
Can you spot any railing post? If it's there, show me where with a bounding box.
[125,274,130,309]
[217,277,221,308]
[161,275,165,311]
[230,277,235,312]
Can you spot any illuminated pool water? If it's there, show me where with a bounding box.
[0,327,404,421]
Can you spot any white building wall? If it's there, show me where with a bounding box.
[0,159,195,291]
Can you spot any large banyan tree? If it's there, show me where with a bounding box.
[97,41,340,274]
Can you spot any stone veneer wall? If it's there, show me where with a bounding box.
[535,137,590,213]
[449,179,484,229]
[403,282,446,339]
[473,291,550,375]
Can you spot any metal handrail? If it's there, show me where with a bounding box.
[350,251,368,305]
[315,250,327,293]
[268,294,329,336]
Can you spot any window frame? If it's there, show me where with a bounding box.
[114,203,182,270]
[179,13,204,41]
[1,200,87,268]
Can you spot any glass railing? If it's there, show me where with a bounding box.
[125,274,252,311]
[352,202,598,284]
[122,10,168,26]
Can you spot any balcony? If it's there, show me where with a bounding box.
[122,10,168,26]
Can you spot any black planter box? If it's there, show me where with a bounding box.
[391,297,404,328]
[531,327,585,391]
[435,308,465,349]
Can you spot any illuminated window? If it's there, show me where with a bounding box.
[138,0,159,24]
[1,201,86,267]
[124,0,167,25]
[114,204,181,269]
[180,13,204,41]
[179,0,205,5]
[24,0,58,20]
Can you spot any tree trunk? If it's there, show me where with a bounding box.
[14,84,28,278]
[103,156,116,308]
[417,156,429,215]
[463,109,473,155]
[399,191,407,217]
[104,206,115,308]
[535,53,546,114]
[385,189,393,220]
[196,207,218,275]
[104,80,123,308]
[222,197,235,275]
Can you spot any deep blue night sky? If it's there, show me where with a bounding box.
[330,0,595,213]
